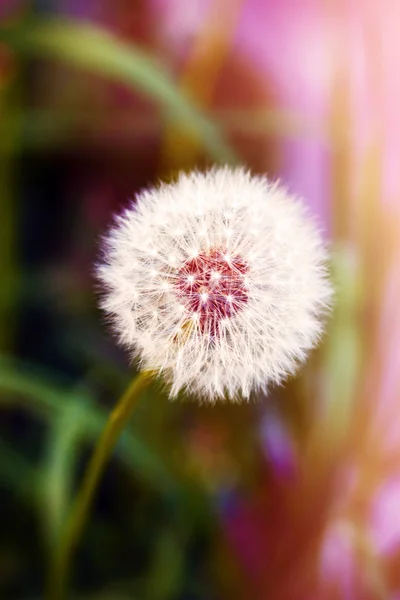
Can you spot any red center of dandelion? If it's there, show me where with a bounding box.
[176,248,249,336]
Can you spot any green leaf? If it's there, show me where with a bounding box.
[40,400,88,547]
[0,358,67,415]
[0,18,236,164]
[0,436,35,498]
[0,358,178,495]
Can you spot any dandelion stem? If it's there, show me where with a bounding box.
[46,370,152,600]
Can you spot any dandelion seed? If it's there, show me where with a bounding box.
[97,167,332,401]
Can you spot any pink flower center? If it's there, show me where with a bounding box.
[176,248,249,335]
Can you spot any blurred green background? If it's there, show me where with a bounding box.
[1,1,400,599]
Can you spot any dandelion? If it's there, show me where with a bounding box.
[98,167,332,401]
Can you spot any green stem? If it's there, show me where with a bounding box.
[45,370,153,600]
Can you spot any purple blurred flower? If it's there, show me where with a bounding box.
[259,409,297,479]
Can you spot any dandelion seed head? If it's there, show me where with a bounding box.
[98,167,332,401]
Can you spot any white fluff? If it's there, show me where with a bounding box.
[97,167,332,401]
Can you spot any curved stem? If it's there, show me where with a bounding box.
[46,370,152,600]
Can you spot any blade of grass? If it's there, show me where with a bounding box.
[0,18,236,164]
[0,358,177,494]
[40,400,88,548]
[0,436,36,498]
[46,372,153,600]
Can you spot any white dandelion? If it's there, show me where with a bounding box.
[97,167,332,401]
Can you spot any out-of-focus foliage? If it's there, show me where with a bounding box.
[0,18,236,164]
[0,1,400,599]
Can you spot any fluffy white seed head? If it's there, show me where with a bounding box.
[97,167,332,401]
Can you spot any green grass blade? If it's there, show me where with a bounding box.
[40,401,88,547]
[0,436,36,498]
[0,18,236,164]
[0,358,178,494]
